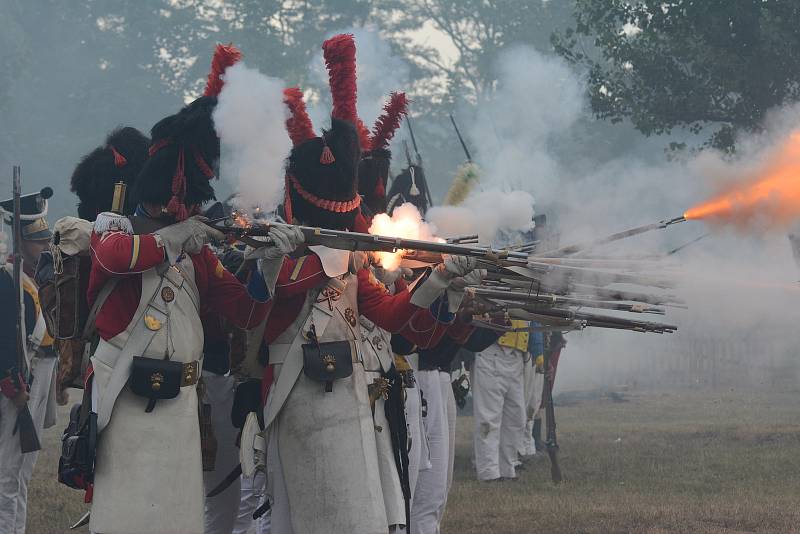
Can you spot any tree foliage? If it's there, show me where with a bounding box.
[553,0,800,152]
[373,0,574,108]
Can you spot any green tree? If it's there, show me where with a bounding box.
[374,0,574,108]
[0,0,369,215]
[553,0,800,152]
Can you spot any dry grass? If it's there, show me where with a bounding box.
[443,389,800,534]
[26,388,800,533]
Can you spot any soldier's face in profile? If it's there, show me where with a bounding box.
[21,239,48,267]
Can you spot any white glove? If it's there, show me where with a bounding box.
[247,225,305,294]
[373,266,412,287]
[245,225,305,261]
[155,216,224,263]
[441,255,476,278]
[349,251,371,274]
[409,255,473,309]
[449,268,486,291]
[446,268,486,313]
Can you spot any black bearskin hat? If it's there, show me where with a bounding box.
[386,164,429,217]
[358,148,391,216]
[281,35,365,230]
[70,127,149,220]
[133,96,219,217]
[132,44,242,221]
[286,118,362,229]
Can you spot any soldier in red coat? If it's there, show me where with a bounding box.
[85,44,303,534]
[243,34,477,534]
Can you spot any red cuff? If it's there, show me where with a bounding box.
[447,320,475,344]
[0,372,25,399]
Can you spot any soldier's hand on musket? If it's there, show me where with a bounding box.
[245,225,305,260]
[439,255,477,279]
[374,266,411,286]
[155,215,224,260]
[349,251,372,274]
[11,388,30,409]
[450,268,487,290]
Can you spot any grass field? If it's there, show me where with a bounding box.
[27,387,800,533]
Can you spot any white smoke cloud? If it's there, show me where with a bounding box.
[460,45,800,390]
[427,189,535,243]
[468,46,584,200]
[213,62,290,214]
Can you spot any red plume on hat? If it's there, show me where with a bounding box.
[322,34,359,125]
[283,87,316,147]
[370,92,408,151]
[356,119,372,152]
[204,43,243,97]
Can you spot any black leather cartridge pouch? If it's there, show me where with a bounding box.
[130,356,183,411]
[302,341,354,393]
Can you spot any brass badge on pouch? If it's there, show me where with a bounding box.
[144,315,162,331]
[150,371,164,391]
[344,307,357,328]
[161,286,175,303]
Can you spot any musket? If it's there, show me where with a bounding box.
[470,287,666,314]
[570,284,685,307]
[11,166,41,453]
[407,116,422,167]
[405,115,434,208]
[542,334,563,483]
[445,234,479,244]
[207,219,530,264]
[448,113,472,163]
[511,263,676,290]
[518,306,677,333]
[540,216,687,257]
[403,140,413,169]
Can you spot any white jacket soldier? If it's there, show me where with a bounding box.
[0,187,57,534]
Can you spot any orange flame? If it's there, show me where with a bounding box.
[685,132,800,230]
[232,210,252,228]
[369,203,441,270]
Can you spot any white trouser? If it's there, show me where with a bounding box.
[233,471,271,534]
[410,369,448,534]
[0,356,57,534]
[521,362,545,457]
[202,372,241,534]
[438,371,456,508]
[472,346,526,480]
[405,383,424,504]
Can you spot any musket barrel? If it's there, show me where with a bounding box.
[540,215,688,257]
[207,220,529,263]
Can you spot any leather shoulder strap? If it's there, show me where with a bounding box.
[81,278,120,341]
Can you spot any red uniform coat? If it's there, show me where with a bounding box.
[263,253,451,349]
[88,230,269,341]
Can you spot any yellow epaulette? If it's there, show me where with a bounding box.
[393,354,413,372]
[497,319,529,352]
[23,274,53,347]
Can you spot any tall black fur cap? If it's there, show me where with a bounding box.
[287,117,361,230]
[69,127,150,220]
[133,96,219,209]
[358,148,391,216]
[386,164,429,216]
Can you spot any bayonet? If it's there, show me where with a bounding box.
[449,113,472,163]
